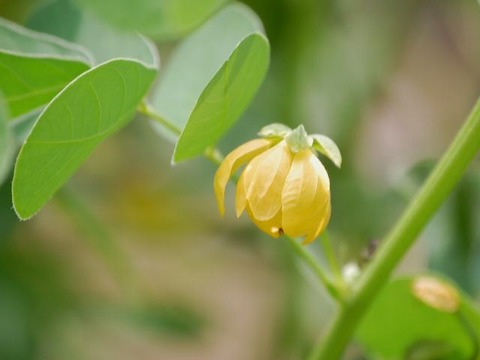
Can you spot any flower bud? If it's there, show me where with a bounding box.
[412,276,460,313]
[214,124,340,244]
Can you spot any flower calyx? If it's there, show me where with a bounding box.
[258,123,292,139]
[258,123,341,167]
[285,125,313,153]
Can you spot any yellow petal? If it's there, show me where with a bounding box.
[303,201,331,245]
[244,141,293,221]
[281,149,318,236]
[235,171,247,217]
[246,206,283,238]
[214,138,272,215]
[282,150,331,240]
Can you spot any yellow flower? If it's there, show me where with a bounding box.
[214,124,341,244]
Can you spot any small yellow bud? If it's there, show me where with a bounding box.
[412,276,460,313]
[214,125,338,244]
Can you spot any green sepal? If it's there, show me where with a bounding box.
[258,123,291,139]
[285,125,312,153]
[310,133,342,168]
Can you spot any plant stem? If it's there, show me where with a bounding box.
[138,103,226,167]
[310,98,480,359]
[286,236,342,303]
[138,101,344,302]
[137,101,182,136]
[320,231,343,286]
[203,146,225,166]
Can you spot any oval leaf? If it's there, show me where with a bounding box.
[12,59,157,219]
[0,52,90,119]
[151,4,268,154]
[356,275,480,359]
[0,96,14,185]
[0,17,92,63]
[0,17,92,119]
[173,33,269,162]
[27,0,158,67]
[76,0,228,39]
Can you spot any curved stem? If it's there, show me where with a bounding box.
[310,98,480,358]
[286,236,343,302]
[139,101,345,303]
[203,146,225,166]
[320,231,343,286]
[137,101,182,136]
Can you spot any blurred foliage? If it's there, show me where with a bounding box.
[0,0,39,22]
[0,0,480,359]
[0,241,75,360]
[406,162,480,297]
[27,0,157,65]
[75,0,227,40]
[96,302,207,338]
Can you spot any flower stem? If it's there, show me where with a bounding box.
[320,231,343,286]
[286,236,342,303]
[204,146,225,166]
[309,98,480,359]
[138,101,345,303]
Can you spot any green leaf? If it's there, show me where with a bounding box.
[74,14,157,66]
[152,4,264,142]
[0,96,14,185]
[356,276,480,359]
[460,297,480,340]
[173,33,269,162]
[310,134,342,168]
[12,59,157,219]
[0,17,92,118]
[0,177,18,241]
[151,4,268,161]
[26,0,82,42]
[76,0,228,39]
[0,53,90,119]
[27,0,158,66]
[0,17,91,63]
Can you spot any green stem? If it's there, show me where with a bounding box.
[137,102,226,166]
[286,236,342,303]
[137,101,182,136]
[310,99,480,359]
[138,101,344,303]
[203,146,225,166]
[320,231,343,286]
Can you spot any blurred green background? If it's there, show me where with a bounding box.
[1,0,480,359]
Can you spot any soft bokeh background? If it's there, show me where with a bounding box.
[1,0,480,359]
